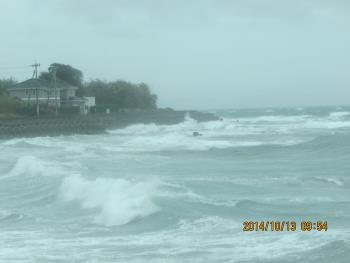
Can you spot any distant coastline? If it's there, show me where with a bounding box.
[0,62,219,140]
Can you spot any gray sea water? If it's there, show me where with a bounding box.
[1,107,350,262]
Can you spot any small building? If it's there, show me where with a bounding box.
[61,96,95,115]
[83,97,96,114]
[7,78,95,114]
[7,78,77,107]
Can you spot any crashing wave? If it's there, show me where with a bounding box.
[60,175,159,226]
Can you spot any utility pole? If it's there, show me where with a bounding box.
[31,62,40,117]
[53,67,58,115]
[31,62,40,79]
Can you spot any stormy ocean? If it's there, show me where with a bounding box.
[1,106,350,263]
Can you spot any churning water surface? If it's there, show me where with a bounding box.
[1,107,350,262]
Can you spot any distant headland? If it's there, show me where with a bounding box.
[0,62,218,138]
[0,62,159,117]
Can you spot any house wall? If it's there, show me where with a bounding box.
[83,97,96,114]
[8,83,78,109]
[8,88,60,106]
[60,88,76,101]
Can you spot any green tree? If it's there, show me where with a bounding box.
[38,72,51,81]
[0,78,21,114]
[40,63,83,87]
[79,79,158,110]
[0,78,17,96]
[138,83,157,109]
[80,80,115,105]
[110,80,157,109]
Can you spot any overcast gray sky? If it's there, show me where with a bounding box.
[0,0,349,109]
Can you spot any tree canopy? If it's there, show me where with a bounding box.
[0,78,20,114]
[40,63,83,87]
[78,80,158,110]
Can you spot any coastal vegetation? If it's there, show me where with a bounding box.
[0,78,17,95]
[78,80,157,111]
[0,63,158,116]
[39,63,84,88]
[0,78,22,116]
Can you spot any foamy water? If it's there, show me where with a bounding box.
[1,106,350,262]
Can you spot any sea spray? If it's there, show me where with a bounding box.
[2,155,66,179]
[60,174,160,226]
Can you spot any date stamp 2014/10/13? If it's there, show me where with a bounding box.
[243,221,328,232]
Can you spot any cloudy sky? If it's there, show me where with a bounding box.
[0,0,349,109]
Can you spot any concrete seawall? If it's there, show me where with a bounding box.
[0,110,219,139]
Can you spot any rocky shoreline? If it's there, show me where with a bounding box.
[0,110,219,139]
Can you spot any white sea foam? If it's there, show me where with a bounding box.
[0,210,12,220]
[314,177,345,187]
[60,175,159,226]
[236,113,350,131]
[326,178,344,186]
[106,116,304,152]
[302,120,350,129]
[178,216,240,233]
[329,111,350,118]
[2,156,64,179]
[4,112,346,157]
[1,136,93,156]
[1,109,350,262]
[108,216,342,262]
[22,115,345,154]
[241,115,311,123]
[119,133,249,151]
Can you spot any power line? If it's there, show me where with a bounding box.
[0,62,40,80]
[0,69,32,73]
[0,71,32,75]
[0,66,31,70]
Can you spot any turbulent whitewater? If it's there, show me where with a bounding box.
[1,107,350,262]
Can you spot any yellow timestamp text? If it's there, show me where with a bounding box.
[242,221,328,232]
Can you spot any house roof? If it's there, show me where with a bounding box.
[10,78,77,90]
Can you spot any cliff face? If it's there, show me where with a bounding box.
[0,110,219,139]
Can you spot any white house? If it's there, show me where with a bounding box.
[7,78,95,114]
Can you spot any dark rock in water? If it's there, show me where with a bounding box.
[193,131,202,137]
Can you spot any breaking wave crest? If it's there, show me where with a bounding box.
[60,175,159,226]
[2,156,65,179]
[106,115,307,152]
